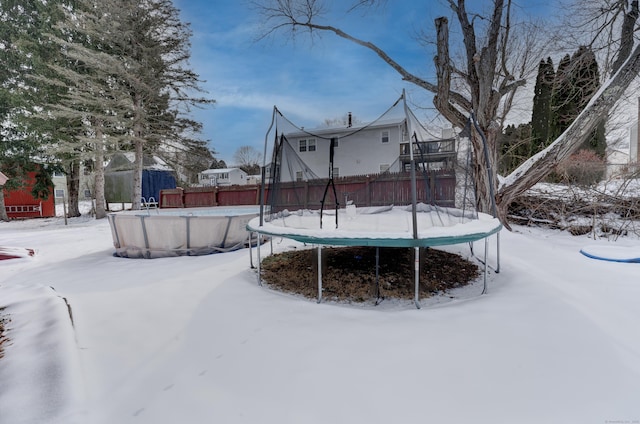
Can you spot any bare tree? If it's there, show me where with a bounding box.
[233,145,262,175]
[252,0,640,226]
[323,113,361,128]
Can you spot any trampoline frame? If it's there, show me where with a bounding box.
[248,214,501,308]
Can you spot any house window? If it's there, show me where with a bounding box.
[332,167,339,178]
[295,171,303,182]
[380,164,390,173]
[53,171,65,178]
[381,130,390,143]
[84,189,92,199]
[55,189,65,198]
[266,165,280,178]
[219,173,229,180]
[299,139,316,152]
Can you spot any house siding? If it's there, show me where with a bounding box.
[198,168,248,186]
[282,122,404,182]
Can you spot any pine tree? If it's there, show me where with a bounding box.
[41,0,214,214]
[570,47,606,158]
[550,54,575,141]
[80,0,214,210]
[549,47,606,159]
[0,0,70,221]
[531,57,555,150]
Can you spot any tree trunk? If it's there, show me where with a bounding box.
[66,160,81,217]
[469,128,499,216]
[94,120,107,219]
[131,92,144,211]
[132,139,143,210]
[0,189,8,221]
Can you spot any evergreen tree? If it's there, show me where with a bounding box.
[40,0,214,213]
[570,47,606,158]
[0,0,70,221]
[105,0,213,209]
[550,47,605,159]
[81,0,213,209]
[550,54,574,141]
[531,57,555,150]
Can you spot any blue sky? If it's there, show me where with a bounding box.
[172,1,553,164]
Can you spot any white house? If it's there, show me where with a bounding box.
[606,148,631,179]
[246,174,262,185]
[630,119,639,166]
[274,117,456,183]
[606,118,640,179]
[198,168,248,186]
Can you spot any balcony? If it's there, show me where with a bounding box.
[399,138,456,169]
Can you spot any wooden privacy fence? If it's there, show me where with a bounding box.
[160,170,456,209]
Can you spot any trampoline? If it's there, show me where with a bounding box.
[248,205,501,307]
[248,205,501,248]
[249,91,502,308]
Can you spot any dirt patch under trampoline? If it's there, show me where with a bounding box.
[260,246,480,303]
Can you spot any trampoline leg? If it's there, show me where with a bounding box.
[317,245,323,304]
[495,232,501,274]
[482,237,488,295]
[249,232,254,269]
[375,247,382,306]
[414,247,421,309]
[257,236,262,286]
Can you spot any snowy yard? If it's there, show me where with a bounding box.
[1,208,639,424]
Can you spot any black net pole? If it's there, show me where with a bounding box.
[402,90,421,310]
[260,107,277,226]
[320,138,339,229]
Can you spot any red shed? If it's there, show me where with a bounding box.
[3,172,55,219]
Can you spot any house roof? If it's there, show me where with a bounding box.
[105,152,173,172]
[285,116,406,139]
[201,167,245,174]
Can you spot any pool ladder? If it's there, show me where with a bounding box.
[141,197,159,214]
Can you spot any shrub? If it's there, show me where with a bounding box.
[555,149,606,186]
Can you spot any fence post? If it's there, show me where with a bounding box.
[304,181,309,209]
[430,170,436,204]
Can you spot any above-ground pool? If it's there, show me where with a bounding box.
[108,206,260,258]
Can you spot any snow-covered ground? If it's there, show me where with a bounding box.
[1,204,640,424]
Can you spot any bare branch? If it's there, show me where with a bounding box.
[253,1,472,112]
[346,0,388,13]
[612,0,639,73]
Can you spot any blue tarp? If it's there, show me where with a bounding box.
[141,170,176,202]
[105,169,176,203]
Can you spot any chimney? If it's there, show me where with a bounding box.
[347,112,352,128]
